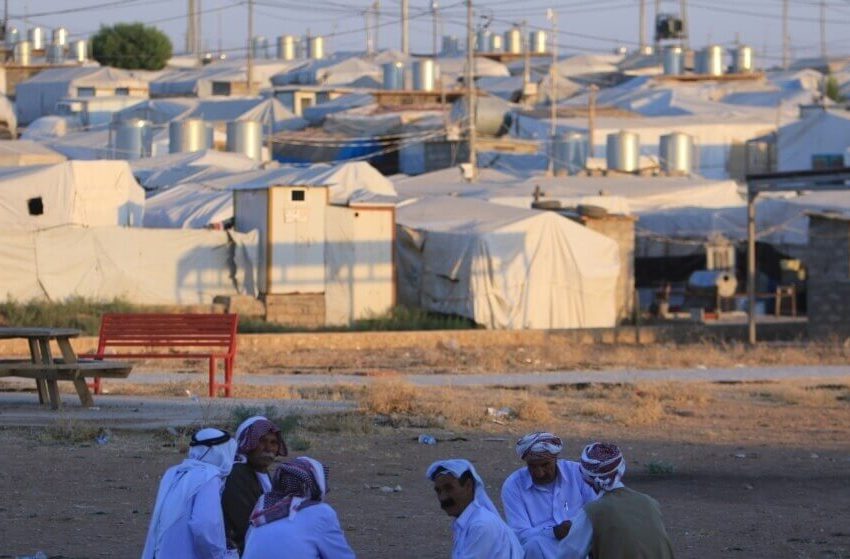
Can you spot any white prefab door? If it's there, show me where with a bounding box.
[268,186,327,294]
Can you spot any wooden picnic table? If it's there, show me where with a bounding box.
[0,327,132,409]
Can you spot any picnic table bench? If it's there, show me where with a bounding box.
[0,327,132,409]
[80,313,239,398]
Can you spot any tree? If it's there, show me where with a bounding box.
[825,75,844,104]
[91,23,172,71]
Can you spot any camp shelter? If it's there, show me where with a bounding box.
[776,110,850,171]
[0,140,67,167]
[0,160,144,230]
[395,196,620,329]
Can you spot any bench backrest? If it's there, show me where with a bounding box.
[95,313,238,356]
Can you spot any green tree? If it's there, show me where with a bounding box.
[91,23,172,71]
[825,75,844,103]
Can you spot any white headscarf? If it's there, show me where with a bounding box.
[515,432,563,460]
[579,442,626,493]
[143,428,236,557]
[426,458,499,515]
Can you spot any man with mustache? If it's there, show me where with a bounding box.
[221,416,288,555]
[427,458,523,559]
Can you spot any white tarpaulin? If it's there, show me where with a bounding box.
[777,110,850,171]
[0,226,258,304]
[396,196,620,329]
[0,160,145,230]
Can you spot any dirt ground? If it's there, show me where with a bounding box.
[1,340,850,559]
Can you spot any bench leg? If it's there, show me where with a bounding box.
[73,377,95,408]
[208,357,217,398]
[225,357,234,398]
[46,379,61,410]
[35,378,49,405]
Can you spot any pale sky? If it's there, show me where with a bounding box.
[6,0,849,66]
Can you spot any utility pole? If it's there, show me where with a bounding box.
[401,0,409,55]
[639,0,646,51]
[186,0,196,55]
[588,85,598,158]
[374,1,380,53]
[466,0,477,181]
[432,1,439,57]
[547,8,558,176]
[654,0,660,49]
[820,0,827,59]
[522,19,530,97]
[246,0,254,95]
[782,0,789,69]
[680,0,689,49]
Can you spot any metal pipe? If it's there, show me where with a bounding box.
[747,188,757,344]
[466,0,477,181]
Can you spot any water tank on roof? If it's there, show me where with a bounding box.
[382,61,405,90]
[72,39,88,63]
[491,35,503,53]
[46,43,64,64]
[13,41,32,65]
[606,131,640,172]
[529,30,547,54]
[441,35,460,56]
[277,35,296,60]
[663,46,684,75]
[307,35,324,60]
[226,120,263,161]
[733,45,754,73]
[113,119,153,160]
[52,27,69,46]
[696,45,725,76]
[659,132,695,175]
[451,95,512,137]
[552,132,588,176]
[476,30,492,53]
[252,36,269,59]
[169,119,213,153]
[412,59,437,91]
[504,27,522,54]
[5,27,19,49]
[28,26,44,50]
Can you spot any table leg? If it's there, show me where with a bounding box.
[72,378,94,408]
[28,339,47,405]
[38,338,61,409]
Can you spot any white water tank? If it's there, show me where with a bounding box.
[307,35,324,60]
[491,35,503,53]
[476,30,492,52]
[696,45,725,76]
[14,41,32,65]
[606,131,640,172]
[72,40,88,63]
[733,45,754,73]
[5,27,19,49]
[252,36,269,59]
[663,46,684,75]
[382,62,405,90]
[412,59,437,91]
[504,27,522,54]
[659,132,695,175]
[552,132,588,176]
[227,120,263,161]
[114,119,153,160]
[169,119,213,153]
[52,27,69,46]
[277,35,296,60]
[46,44,64,64]
[529,30,547,54]
[27,26,44,50]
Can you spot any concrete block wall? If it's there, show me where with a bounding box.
[264,293,326,328]
[807,215,850,340]
[581,214,637,323]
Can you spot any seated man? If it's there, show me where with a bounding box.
[558,442,675,559]
[142,427,237,559]
[501,432,598,559]
[221,415,288,554]
[427,458,523,559]
[242,456,356,559]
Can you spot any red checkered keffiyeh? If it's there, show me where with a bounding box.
[249,458,328,527]
[579,442,625,492]
[236,418,287,458]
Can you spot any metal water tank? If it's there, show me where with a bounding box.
[697,45,725,76]
[277,35,296,60]
[441,35,460,56]
[529,30,547,54]
[504,27,522,54]
[13,41,32,65]
[659,132,695,175]
[5,27,19,49]
[52,27,69,46]
[28,27,45,50]
[476,30,492,52]
[491,34,503,53]
[733,45,754,73]
[307,35,324,60]
[382,62,405,90]
[169,119,213,153]
[226,120,263,161]
[552,132,588,176]
[252,36,269,59]
[46,44,64,64]
[412,59,437,91]
[606,131,641,172]
[450,95,512,137]
[72,39,88,63]
[663,46,684,75]
[114,119,153,160]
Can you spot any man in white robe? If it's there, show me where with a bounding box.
[501,432,598,559]
[427,458,523,559]
[142,427,237,559]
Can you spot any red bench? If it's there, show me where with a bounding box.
[80,313,239,398]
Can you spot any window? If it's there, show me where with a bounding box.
[27,197,44,216]
[77,87,95,97]
[114,87,129,96]
[211,82,231,96]
[291,190,305,201]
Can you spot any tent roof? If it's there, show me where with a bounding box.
[0,140,67,167]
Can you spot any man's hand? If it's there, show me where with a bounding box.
[554,520,572,540]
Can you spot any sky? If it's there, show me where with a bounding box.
[5,0,850,66]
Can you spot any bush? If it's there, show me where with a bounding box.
[91,23,172,70]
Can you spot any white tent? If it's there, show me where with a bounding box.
[150,59,303,97]
[144,161,397,228]
[0,225,258,304]
[777,110,850,171]
[396,196,620,329]
[130,150,264,190]
[0,140,67,167]
[0,160,144,230]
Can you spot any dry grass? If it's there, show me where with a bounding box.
[359,378,421,416]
